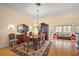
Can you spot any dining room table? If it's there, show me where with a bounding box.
[27,34,40,50]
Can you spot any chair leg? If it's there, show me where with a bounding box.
[38,40,41,49]
[27,41,29,52]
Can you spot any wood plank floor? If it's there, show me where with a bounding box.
[0,48,18,56]
[48,39,78,56]
[0,39,78,56]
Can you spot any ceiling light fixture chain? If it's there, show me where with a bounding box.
[37,9,39,25]
[35,3,41,26]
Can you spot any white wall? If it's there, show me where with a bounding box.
[0,5,33,48]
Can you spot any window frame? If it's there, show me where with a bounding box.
[76,25,79,33]
[55,25,72,33]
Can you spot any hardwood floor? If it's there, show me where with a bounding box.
[0,39,78,56]
[48,39,78,56]
[0,48,18,56]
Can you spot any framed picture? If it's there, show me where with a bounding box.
[17,24,29,33]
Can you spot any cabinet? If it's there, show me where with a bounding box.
[38,23,49,40]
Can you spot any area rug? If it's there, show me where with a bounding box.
[10,41,52,56]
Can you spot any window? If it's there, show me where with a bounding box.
[55,25,71,33]
[63,26,67,32]
[59,26,62,32]
[67,26,71,33]
[56,26,62,32]
[76,25,79,33]
[56,27,59,32]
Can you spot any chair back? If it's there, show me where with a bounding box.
[9,33,15,40]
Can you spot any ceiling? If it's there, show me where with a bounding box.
[1,3,79,19]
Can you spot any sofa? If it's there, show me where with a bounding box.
[53,32,76,40]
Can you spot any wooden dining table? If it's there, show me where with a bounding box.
[27,35,39,50]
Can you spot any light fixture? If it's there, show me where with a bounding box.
[33,3,41,35]
[8,24,15,30]
[35,3,41,7]
[8,24,15,33]
[36,3,41,26]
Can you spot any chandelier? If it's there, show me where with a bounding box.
[36,3,41,25]
[33,3,41,26]
[29,3,41,35]
[33,3,41,35]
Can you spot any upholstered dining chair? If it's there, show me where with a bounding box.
[9,33,18,47]
[38,32,45,48]
[9,33,15,40]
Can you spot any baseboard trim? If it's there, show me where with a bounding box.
[0,44,9,48]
